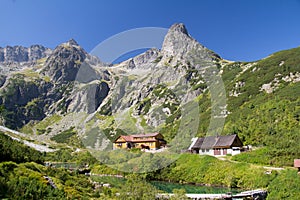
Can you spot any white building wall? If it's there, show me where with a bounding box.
[199,149,214,156]
[199,148,241,156]
[226,149,233,155]
[231,148,241,156]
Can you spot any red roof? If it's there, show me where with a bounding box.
[131,132,160,138]
[121,135,133,142]
[115,133,162,143]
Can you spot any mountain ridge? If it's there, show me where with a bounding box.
[0,45,52,63]
[0,23,299,166]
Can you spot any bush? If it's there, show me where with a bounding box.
[0,132,44,164]
[267,170,300,200]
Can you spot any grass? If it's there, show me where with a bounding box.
[115,109,139,134]
[35,57,47,67]
[97,115,115,129]
[19,123,35,135]
[35,114,62,131]
[154,154,277,189]
[140,116,154,132]
[25,98,39,108]
[14,69,40,79]
[232,147,272,166]
[43,76,51,82]
[20,114,62,135]
[0,161,97,199]
[50,128,76,143]
[91,176,126,188]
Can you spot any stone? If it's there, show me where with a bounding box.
[0,45,51,62]
[41,39,88,83]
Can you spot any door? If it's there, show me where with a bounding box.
[214,149,221,155]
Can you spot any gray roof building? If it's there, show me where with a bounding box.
[190,134,243,153]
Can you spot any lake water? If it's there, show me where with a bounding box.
[151,181,241,194]
[91,175,241,195]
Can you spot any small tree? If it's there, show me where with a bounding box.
[117,174,157,200]
[170,188,189,200]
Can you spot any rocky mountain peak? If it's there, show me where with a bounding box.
[65,38,79,47]
[161,23,200,64]
[41,39,88,83]
[161,23,220,64]
[169,23,189,35]
[51,39,87,61]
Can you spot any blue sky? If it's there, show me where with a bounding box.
[0,0,300,61]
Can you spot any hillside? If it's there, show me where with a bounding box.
[1,135,299,199]
[222,47,300,166]
[0,23,299,168]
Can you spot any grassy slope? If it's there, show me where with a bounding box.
[155,47,300,167]
[178,47,300,167]
[90,153,300,200]
[4,45,299,167]
[88,47,300,167]
[1,45,300,198]
[0,132,98,199]
[1,130,300,199]
[0,161,96,199]
[222,47,300,166]
[150,153,300,200]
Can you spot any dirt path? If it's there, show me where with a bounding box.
[217,156,285,171]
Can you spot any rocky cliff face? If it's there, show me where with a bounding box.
[0,45,51,62]
[68,82,110,114]
[0,38,110,129]
[0,76,52,127]
[0,23,221,133]
[41,39,88,83]
[86,23,224,143]
[161,23,220,65]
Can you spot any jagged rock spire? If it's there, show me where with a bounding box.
[161,23,196,60]
[161,23,220,64]
[66,38,79,46]
[168,23,189,36]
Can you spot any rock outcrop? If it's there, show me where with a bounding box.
[0,45,51,62]
[68,82,110,114]
[41,39,88,83]
[160,23,220,66]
